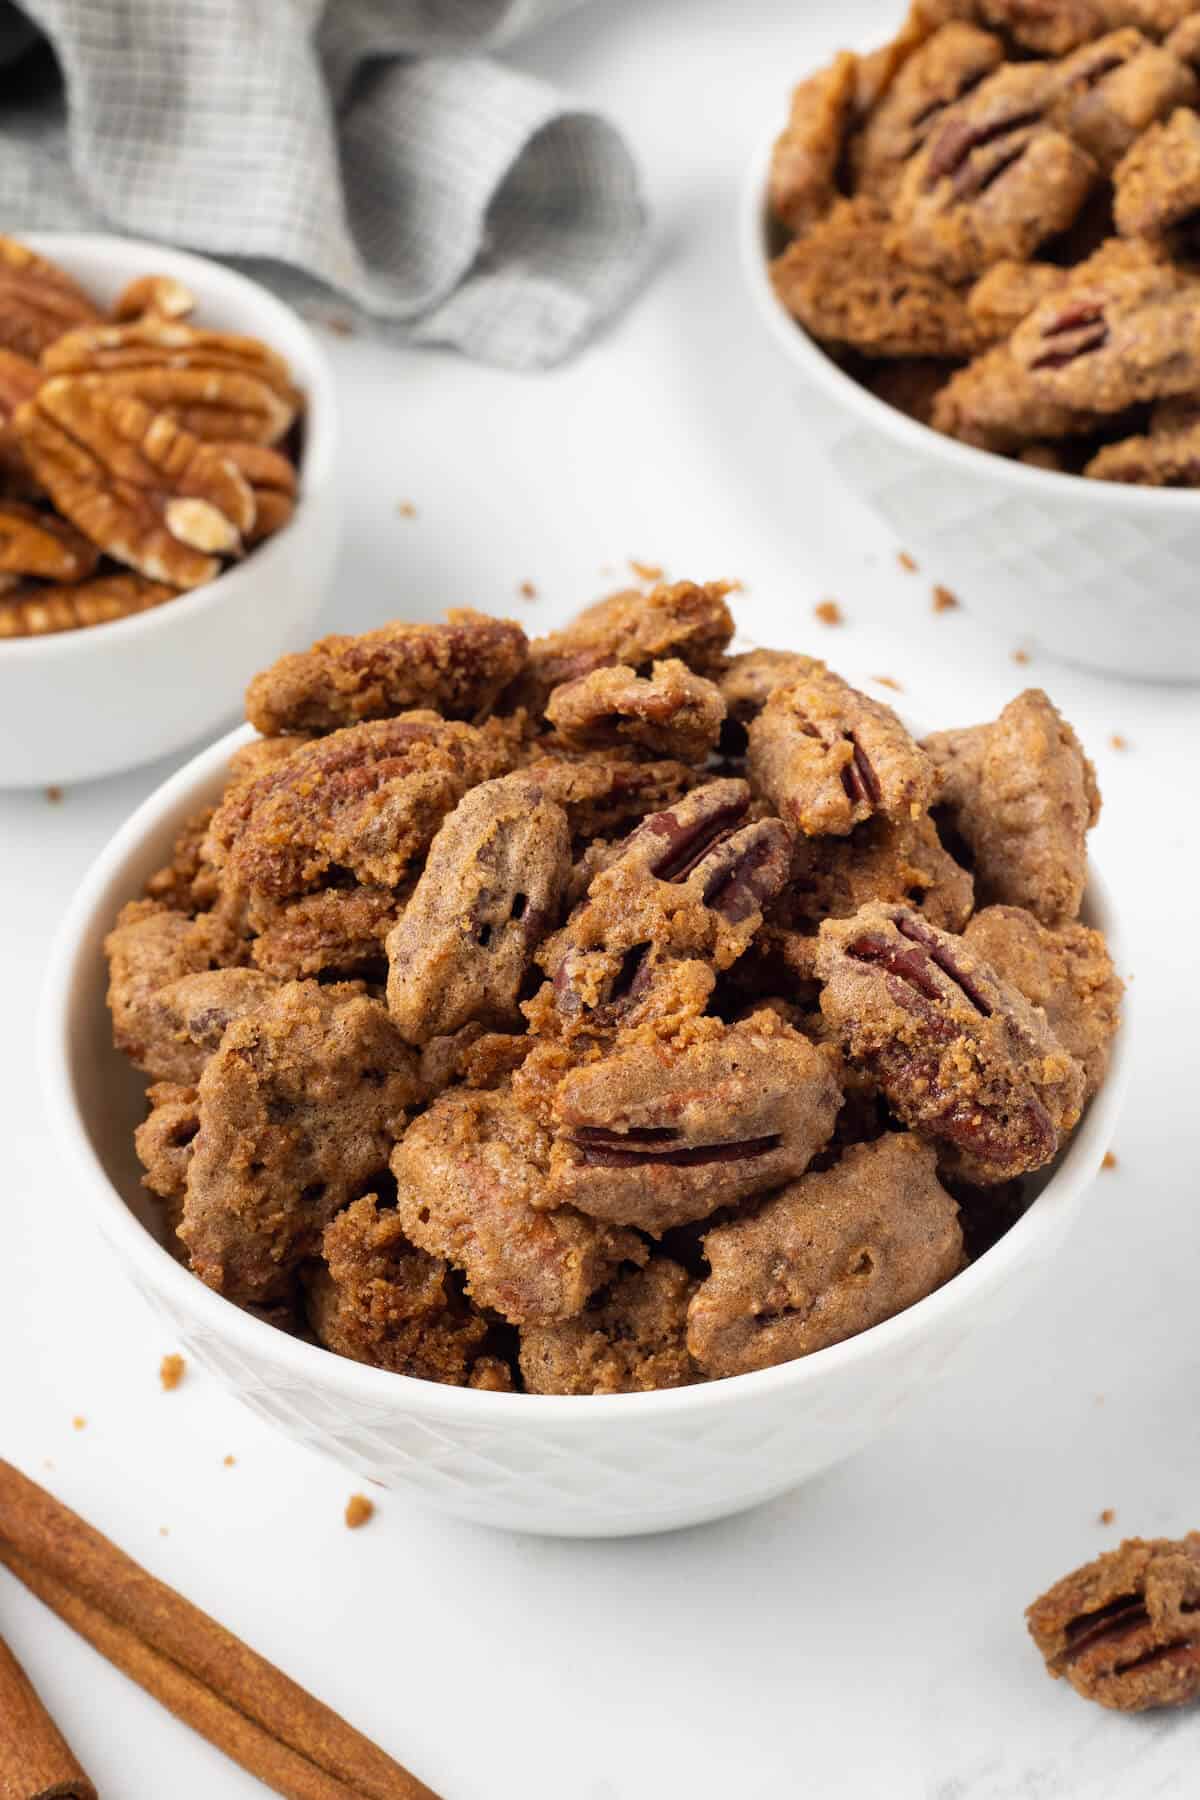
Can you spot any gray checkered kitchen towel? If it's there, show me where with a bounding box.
[0,0,648,367]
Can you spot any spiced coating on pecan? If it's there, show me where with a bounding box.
[135,1081,200,1205]
[817,901,1085,1182]
[105,900,249,1076]
[142,807,224,916]
[1114,104,1200,233]
[977,0,1102,57]
[306,1195,506,1386]
[1050,29,1197,170]
[520,1258,699,1394]
[964,903,1122,1097]
[518,580,734,714]
[386,774,570,1043]
[770,52,861,236]
[719,650,822,730]
[771,197,985,358]
[1085,394,1200,479]
[687,1135,962,1377]
[119,966,279,1086]
[967,259,1073,342]
[391,1087,645,1324]
[179,981,423,1304]
[245,609,528,736]
[248,885,400,980]
[521,752,699,846]
[748,665,935,838]
[924,688,1099,924]
[851,23,1006,202]
[545,659,726,762]
[1027,1534,1200,1711]
[543,1013,844,1233]
[780,812,975,934]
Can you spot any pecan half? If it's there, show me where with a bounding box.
[1050,28,1197,171]
[769,51,860,237]
[0,499,98,581]
[248,885,400,981]
[544,1012,843,1233]
[779,811,975,935]
[115,965,278,1086]
[0,235,101,360]
[211,441,297,545]
[112,274,196,323]
[386,773,570,1043]
[520,752,698,849]
[851,22,1006,203]
[817,902,1085,1183]
[0,570,180,639]
[135,1081,200,1207]
[1028,1534,1200,1711]
[544,658,726,762]
[718,649,821,753]
[520,1258,699,1394]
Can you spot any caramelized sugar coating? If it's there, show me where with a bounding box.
[180,982,423,1304]
[135,1080,200,1204]
[782,811,975,933]
[770,52,862,235]
[1050,29,1197,170]
[852,23,1006,202]
[967,259,1074,343]
[105,900,249,1077]
[520,1259,699,1394]
[245,610,528,736]
[248,884,400,980]
[117,966,278,1087]
[1027,1534,1200,1711]
[963,903,1122,1096]
[386,774,570,1044]
[687,1135,963,1377]
[924,688,1099,924]
[521,752,699,845]
[748,665,935,838]
[817,901,1085,1182]
[545,659,726,762]
[718,649,821,732]
[520,579,734,712]
[1086,394,1200,480]
[1114,104,1200,232]
[392,1087,645,1324]
[543,1012,844,1233]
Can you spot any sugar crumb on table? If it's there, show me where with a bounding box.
[159,1352,186,1391]
[71,1416,86,1430]
[897,551,918,573]
[517,581,537,601]
[45,784,64,803]
[223,1454,237,1468]
[395,501,417,519]
[814,599,843,625]
[1102,1150,1118,1171]
[1098,1508,1116,1526]
[932,586,959,614]
[1012,647,1031,665]
[1110,734,1129,751]
[629,559,664,583]
[872,675,903,692]
[344,1494,375,1530]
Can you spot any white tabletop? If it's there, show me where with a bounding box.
[2,2,1197,1795]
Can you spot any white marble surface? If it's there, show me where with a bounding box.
[2,1,1197,1794]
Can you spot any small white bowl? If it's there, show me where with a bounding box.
[0,235,339,788]
[39,720,1128,1538]
[741,129,1200,683]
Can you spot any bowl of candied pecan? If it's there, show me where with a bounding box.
[743,2,1200,682]
[0,233,337,787]
[41,585,1127,1536]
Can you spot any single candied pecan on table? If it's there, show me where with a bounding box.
[386,773,570,1043]
[42,317,299,445]
[817,900,1085,1182]
[1049,28,1197,170]
[770,197,985,358]
[850,22,1006,202]
[964,904,1122,1097]
[1086,395,1200,481]
[0,235,101,360]
[747,664,935,838]
[521,750,699,847]
[391,1086,645,1325]
[520,1258,699,1394]
[248,884,400,980]
[0,498,98,581]
[539,1010,843,1233]
[1113,105,1200,235]
[781,811,975,933]
[1027,1534,1200,1711]
[544,658,726,761]
[770,52,861,236]
[516,578,735,713]
[15,378,255,588]
[306,1195,509,1387]
[0,570,178,639]
[536,779,792,1038]
[208,711,524,898]
[245,610,529,735]
[686,1134,963,1378]
[924,687,1099,924]
[179,981,423,1305]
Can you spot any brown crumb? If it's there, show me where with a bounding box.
[159,1353,186,1391]
[814,600,843,626]
[1099,1508,1116,1525]
[71,1416,86,1431]
[1012,647,1031,665]
[344,1494,375,1530]
[518,581,537,601]
[629,559,665,583]
[898,551,918,573]
[45,784,64,804]
[1102,1150,1117,1170]
[873,675,903,692]
[158,1526,169,1537]
[1110,734,1128,751]
[396,501,417,519]
[932,585,959,614]
[223,1454,237,1468]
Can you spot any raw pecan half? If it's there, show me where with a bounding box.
[0,570,177,638]
[0,235,101,360]
[210,441,297,545]
[0,499,98,581]
[112,274,196,323]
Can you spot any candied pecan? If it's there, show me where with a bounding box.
[964,904,1122,1097]
[931,338,1102,449]
[748,664,934,838]
[817,901,1085,1182]
[180,982,423,1304]
[517,579,734,714]
[15,379,256,588]
[771,197,984,358]
[924,688,1099,923]
[967,259,1072,341]
[1051,28,1197,169]
[1166,13,1200,65]
[780,811,975,933]
[977,0,1102,55]
[687,1135,963,1377]
[42,317,299,445]
[770,51,860,236]
[1027,1534,1200,1711]
[1086,394,1200,480]
[0,235,101,359]
[391,1087,645,1324]
[209,712,523,899]
[0,570,178,639]
[111,274,195,323]
[246,610,528,736]
[538,779,791,1037]
[249,885,400,980]
[1113,105,1200,236]
[143,807,222,916]
[135,1081,200,1205]
[544,658,726,761]
[521,752,698,846]
[520,1259,699,1394]
[543,1012,842,1233]
[307,1195,504,1385]
[719,650,821,738]
[0,499,98,581]
[418,1025,531,1094]
[386,773,570,1043]
[852,22,1006,200]
[116,966,278,1086]
[105,900,249,1073]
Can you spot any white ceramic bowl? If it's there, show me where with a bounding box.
[0,235,339,788]
[39,722,1127,1537]
[741,131,1200,683]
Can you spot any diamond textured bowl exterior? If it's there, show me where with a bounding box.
[39,727,1128,1538]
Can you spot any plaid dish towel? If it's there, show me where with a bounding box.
[0,0,648,368]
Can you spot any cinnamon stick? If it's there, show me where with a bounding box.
[0,1630,96,1800]
[0,1462,439,1800]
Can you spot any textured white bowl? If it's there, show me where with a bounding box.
[0,236,339,788]
[741,130,1200,683]
[39,722,1127,1537]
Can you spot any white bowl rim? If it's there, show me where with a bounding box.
[38,719,1129,1424]
[740,124,1200,513]
[0,232,338,662]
